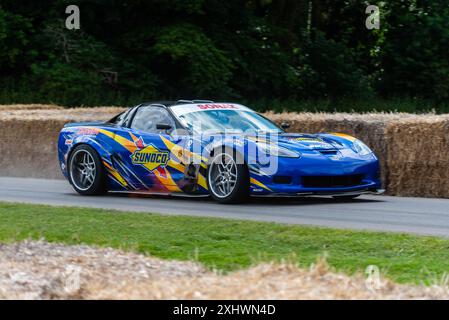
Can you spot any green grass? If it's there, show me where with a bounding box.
[1,201,449,285]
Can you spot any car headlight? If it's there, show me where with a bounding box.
[352,139,372,156]
[257,143,301,158]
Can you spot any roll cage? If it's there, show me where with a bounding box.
[108,100,215,134]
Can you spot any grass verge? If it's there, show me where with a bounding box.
[1,201,448,285]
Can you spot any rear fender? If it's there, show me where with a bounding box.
[58,127,116,178]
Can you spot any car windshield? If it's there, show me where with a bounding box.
[176,110,282,134]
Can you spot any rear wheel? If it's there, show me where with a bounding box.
[207,149,249,204]
[68,144,106,195]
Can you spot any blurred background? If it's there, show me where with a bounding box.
[0,0,448,112]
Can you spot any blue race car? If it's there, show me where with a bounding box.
[58,100,383,204]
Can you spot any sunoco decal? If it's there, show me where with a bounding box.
[131,144,170,172]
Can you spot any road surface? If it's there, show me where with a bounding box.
[1,177,448,237]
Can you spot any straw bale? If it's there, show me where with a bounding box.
[2,240,449,300]
[386,118,449,197]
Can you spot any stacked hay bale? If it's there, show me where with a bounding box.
[0,104,64,110]
[386,116,449,197]
[0,107,124,179]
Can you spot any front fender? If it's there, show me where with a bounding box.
[203,136,248,162]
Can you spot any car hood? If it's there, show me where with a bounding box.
[245,133,348,151]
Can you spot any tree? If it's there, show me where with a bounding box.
[379,0,449,102]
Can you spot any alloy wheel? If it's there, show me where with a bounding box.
[70,149,97,191]
[208,153,238,198]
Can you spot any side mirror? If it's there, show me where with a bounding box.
[280,122,291,130]
[156,123,173,130]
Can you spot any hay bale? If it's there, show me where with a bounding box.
[0,107,125,122]
[0,107,124,179]
[386,118,449,197]
[0,104,63,110]
[3,240,448,300]
[0,119,67,179]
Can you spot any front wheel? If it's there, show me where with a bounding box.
[68,144,106,195]
[207,149,249,204]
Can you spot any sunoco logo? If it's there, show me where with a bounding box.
[131,145,169,171]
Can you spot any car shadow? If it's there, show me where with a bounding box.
[105,191,385,206]
[248,196,384,206]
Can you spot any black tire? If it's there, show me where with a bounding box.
[333,195,361,200]
[207,147,249,204]
[68,144,107,195]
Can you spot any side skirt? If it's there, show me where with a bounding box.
[108,190,210,198]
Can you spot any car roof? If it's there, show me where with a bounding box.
[141,100,215,108]
[108,100,218,125]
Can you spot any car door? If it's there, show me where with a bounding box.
[120,105,185,192]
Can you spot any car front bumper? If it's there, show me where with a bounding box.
[248,152,382,196]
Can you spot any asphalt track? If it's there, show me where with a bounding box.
[1,177,449,237]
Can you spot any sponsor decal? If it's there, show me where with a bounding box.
[292,137,323,142]
[65,139,73,146]
[77,128,99,136]
[131,144,170,172]
[287,136,334,149]
[197,104,238,110]
[171,103,252,117]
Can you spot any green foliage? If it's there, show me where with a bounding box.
[223,21,302,100]
[0,1,448,111]
[29,62,104,106]
[379,1,449,102]
[296,32,374,101]
[152,24,233,97]
[153,0,205,14]
[0,8,33,69]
